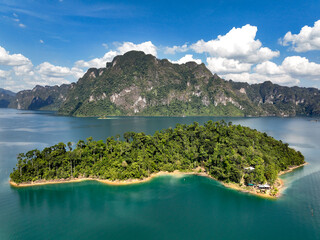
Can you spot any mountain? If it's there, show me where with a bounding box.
[58,51,262,116]
[58,51,320,117]
[230,81,320,116]
[8,84,73,111]
[1,50,320,116]
[0,88,16,108]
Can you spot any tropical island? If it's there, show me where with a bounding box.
[9,121,305,198]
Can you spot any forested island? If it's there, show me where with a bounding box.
[10,121,305,198]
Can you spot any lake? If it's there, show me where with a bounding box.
[0,108,319,240]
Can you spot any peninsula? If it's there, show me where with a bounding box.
[9,121,305,198]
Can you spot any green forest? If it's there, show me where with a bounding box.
[10,121,305,186]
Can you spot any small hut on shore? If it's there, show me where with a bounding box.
[258,184,271,189]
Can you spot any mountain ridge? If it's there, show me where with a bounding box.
[1,51,320,117]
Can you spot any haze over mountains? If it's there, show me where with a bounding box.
[1,51,320,117]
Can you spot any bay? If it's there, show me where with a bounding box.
[0,108,319,240]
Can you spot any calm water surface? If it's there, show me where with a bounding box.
[0,109,319,240]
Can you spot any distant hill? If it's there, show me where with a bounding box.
[7,84,73,111]
[0,88,15,108]
[1,51,320,116]
[230,81,320,116]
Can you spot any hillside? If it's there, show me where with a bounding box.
[2,50,320,116]
[230,81,320,116]
[0,88,15,108]
[59,51,320,117]
[8,84,73,111]
[58,51,262,117]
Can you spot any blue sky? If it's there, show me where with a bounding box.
[1,0,320,91]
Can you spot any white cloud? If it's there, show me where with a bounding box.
[191,24,279,63]
[116,41,157,56]
[75,50,117,68]
[0,46,31,66]
[40,40,44,44]
[282,56,320,78]
[225,56,320,85]
[0,70,10,79]
[13,63,34,76]
[36,62,73,78]
[70,67,85,79]
[75,41,157,69]
[102,43,108,49]
[164,44,188,54]
[0,45,84,91]
[206,57,252,74]
[222,72,300,86]
[254,56,320,81]
[281,20,320,52]
[19,23,26,28]
[170,54,202,64]
[254,61,284,75]
[1,41,159,91]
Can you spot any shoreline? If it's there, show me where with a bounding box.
[9,170,202,188]
[9,162,308,199]
[278,162,308,176]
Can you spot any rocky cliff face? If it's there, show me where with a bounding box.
[58,51,254,117]
[1,50,320,117]
[0,88,15,108]
[8,84,72,111]
[230,81,320,116]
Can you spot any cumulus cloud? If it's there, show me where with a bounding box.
[254,56,320,80]
[70,67,85,79]
[222,72,300,86]
[13,63,34,76]
[75,51,117,68]
[206,57,252,74]
[0,46,31,66]
[254,61,284,75]
[170,54,202,64]
[0,41,159,91]
[281,20,320,52]
[75,41,157,69]
[191,24,279,63]
[35,62,84,81]
[164,44,188,54]
[0,70,10,79]
[225,56,320,85]
[281,56,320,78]
[36,62,73,78]
[116,41,157,56]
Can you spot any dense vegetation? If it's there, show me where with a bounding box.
[10,121,305,186]
[2,51,320,116]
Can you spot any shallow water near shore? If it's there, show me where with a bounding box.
[0,109,319,240]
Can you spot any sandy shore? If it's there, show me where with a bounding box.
[9,170,202,188]
[9,162,308,199]
[278,162,308,176]
[221,162,307,199]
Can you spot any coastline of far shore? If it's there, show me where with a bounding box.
[9,162,308,199]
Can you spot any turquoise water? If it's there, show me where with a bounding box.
[0,109,319,240]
